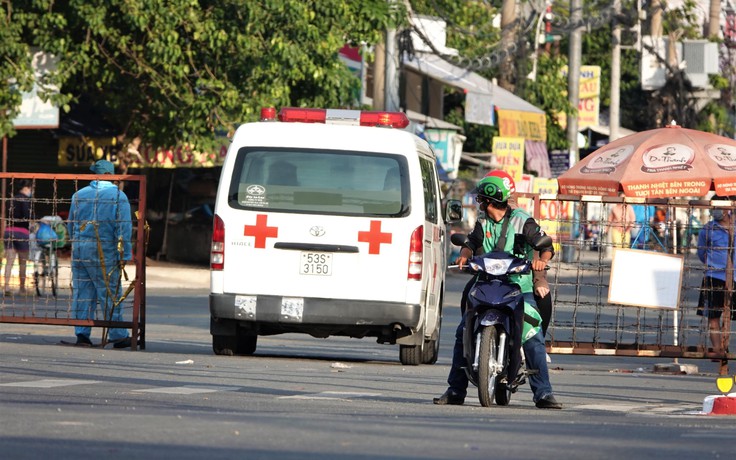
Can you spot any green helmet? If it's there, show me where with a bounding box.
[475,175,511,203]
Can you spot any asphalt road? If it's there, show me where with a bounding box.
[1,274,735,460]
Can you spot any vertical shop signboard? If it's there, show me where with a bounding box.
[534,178,574,251]
[491,137,525,185]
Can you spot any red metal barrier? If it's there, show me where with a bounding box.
[1,173,147,349]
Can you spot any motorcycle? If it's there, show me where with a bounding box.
[450,233,550,408]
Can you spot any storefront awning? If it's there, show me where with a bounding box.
[405,109,462,131]
[581,125,637,138]
[403,53,544,115]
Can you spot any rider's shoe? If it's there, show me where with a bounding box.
[433,389,465,405]
[535,394,562,409]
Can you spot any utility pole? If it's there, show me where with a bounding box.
[499,0,517,91]
[384,28,400,112]
[567,0,583,166]
[373,42,386,110]
[707,0,722,39]
[610,0,621,142]
[650,0,663,37]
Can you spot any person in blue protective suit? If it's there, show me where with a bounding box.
[433,173,562,409]
[69,160,133,348]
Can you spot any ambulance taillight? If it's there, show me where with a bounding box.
[211,214,225,270]
[407,225,423,280]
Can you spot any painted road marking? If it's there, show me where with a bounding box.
[0,379,100,388]
[280,391,382,400]
[134,385,241,395]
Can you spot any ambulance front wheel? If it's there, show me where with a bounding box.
[399,343,423,366]
[399,337,438,365]
[422,336,440,364]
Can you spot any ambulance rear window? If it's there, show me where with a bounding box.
[228,148,410,216]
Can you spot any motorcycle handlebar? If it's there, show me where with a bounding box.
[446,264,550,272]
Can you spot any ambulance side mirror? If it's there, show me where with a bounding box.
[445,200,463,223]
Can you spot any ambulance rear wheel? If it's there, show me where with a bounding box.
[212,330,257,356]
[236,332,257,355]
[399,343,423,366]
[212,335,236,356]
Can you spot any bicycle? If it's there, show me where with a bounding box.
[32,217,67,298]
[33,241,58,298]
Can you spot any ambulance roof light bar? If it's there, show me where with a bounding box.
[275,107,409,129]
[260,107,277,121]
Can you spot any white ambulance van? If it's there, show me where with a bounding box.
[209,107,462,365]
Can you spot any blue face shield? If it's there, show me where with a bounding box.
[712,209,725,221]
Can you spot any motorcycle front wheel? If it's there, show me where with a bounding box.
[477,325,507,407]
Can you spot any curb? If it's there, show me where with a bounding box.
[703,394,736,415]
[652,362,699,374]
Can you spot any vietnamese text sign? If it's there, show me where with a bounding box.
[623,179,710,198]
[608,248,684,309]
[492,137,525,184]
[558,65,601,130]
[58,137,228,168]
[549,150,570,178]
[497,109,546,142]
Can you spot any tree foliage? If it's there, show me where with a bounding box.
[0,0,403,149]
[525,53,573,150]
[408,0,500,67]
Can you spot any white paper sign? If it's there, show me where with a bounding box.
[608,248,684,309]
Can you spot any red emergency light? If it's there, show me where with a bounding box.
[277,107,409,129]
[360,111,410,129]
[278,107,327,123]
[260,107,277,121]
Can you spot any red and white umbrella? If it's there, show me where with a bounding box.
[557,123,736,198]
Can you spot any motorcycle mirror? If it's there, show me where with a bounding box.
[531,234,553,251]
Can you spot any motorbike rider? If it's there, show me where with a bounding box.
[484,170,552,336]
[434,172,562,409]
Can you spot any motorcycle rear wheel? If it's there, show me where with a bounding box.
[477,325,506,407]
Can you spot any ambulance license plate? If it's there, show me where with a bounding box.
[300,252,332,276]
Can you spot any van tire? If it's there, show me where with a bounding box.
[399,343,423,366]
[236,332,258,355]
[212,331,257,356]
[423,303,442,364]
[422,337,440,364]
[213,335,236,356]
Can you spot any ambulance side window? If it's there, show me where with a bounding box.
[420,157,438,223]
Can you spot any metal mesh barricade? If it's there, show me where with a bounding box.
[531,195,735,373]
[1,173,147,349]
